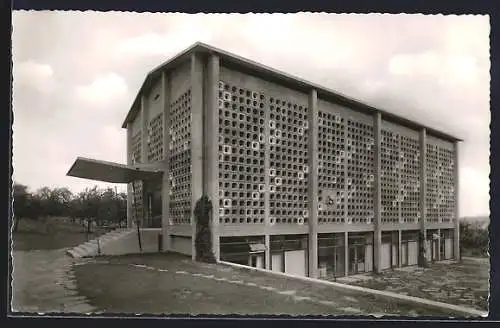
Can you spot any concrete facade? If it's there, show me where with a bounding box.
[122,43,461,278]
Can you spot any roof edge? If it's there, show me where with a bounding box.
[120,42,463,142]
[121,42,205,128]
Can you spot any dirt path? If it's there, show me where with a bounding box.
[11,249,95,313]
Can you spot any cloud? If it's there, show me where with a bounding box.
[14,60,56,94]
[460,167,490,217]
[388,51,480,85]
[74,73,128,107]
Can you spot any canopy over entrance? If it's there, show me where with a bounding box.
[67,157,164,184]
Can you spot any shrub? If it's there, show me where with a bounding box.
[194,195,216,263]
[460,221,488,257]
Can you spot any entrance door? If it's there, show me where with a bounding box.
[408,241,418,265]
[381,243,391,270]
[148,189,162,228]
[432,239,439,262]
[401,243,408,266]
[348,245,366,274]
[357,245,366,272]
[334,247,345,277]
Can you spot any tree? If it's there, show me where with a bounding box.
[12,183,29,232]
[460,221,488,257]
[78,186,101,233]
[51,187,73,217]
[12,182,128,233]
[117,192,127,226]
[98,188,119,225]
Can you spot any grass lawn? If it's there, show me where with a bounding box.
[12,218,101,251]
[12,232,99,251]
[73,253,457,317]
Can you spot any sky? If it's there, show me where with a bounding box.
[11,12,490,217]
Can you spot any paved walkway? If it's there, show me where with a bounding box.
[11,249,95,314]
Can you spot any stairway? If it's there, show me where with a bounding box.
[66,228,134,258]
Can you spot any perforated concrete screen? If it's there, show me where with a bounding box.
[426,143,455,222]
[380,128,422,224]
[438,147,455,222]
[147,113,164,162]
[217,81,266,225]
[169,89,192,225]
[131,133,142,164]
[268,96,309,225]
[131,132,143,217]
[380,129,400,223]
[317,111,346,223]
[400,135,421,223]
[346,119,375,224]
[132,180,143,220]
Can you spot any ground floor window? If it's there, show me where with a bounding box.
[318,233,345,278]
[347,232,373,275]
[381,231,399,269]
[220,236,266,267]
[401,230,419,266]
[270,234,308,277]
[427,229,440,262]
[440,229,454,260]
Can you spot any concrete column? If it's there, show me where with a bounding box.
[344,120,349,226]
[141,180,148,227]
[307,89,319,278]
[437,228,441,261]
[161,71,172,251]
[126,123,133,228]
[398,135,402,223]
[373,112,382,273]
[141,94,148,164]
[344,231,349,276]
[419,128,428,265]
[264,82,272,270]
[344,116,350,277]
[205,54,220,261]
[453,142,460,261]
[398,229,402,267]
[265,235,271,270]
[190,52,204,260]
[139,93,149,228]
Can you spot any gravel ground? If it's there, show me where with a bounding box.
[335,258,489,311]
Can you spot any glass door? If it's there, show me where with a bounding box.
[348,246,357,275]
[357,245,366,273]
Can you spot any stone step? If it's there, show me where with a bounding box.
[78,243,97,253]
[67,228,135,258]
[66,249,80,258]
[74,246,96,257]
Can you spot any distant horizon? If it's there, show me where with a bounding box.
[13,180,128,195]
[13,179,490,219]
